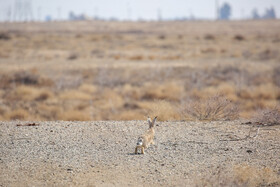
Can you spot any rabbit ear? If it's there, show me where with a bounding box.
[147,117,153,128]
[147,117,152,124]
[152,116,157,125]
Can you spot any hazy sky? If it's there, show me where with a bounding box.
[1,0,280,21]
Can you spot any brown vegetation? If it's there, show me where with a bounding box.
[0,20,279,121]
[181,94,239,121]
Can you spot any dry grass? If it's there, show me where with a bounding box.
[0,20,279,121]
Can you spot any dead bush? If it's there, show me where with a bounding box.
[252,106,280,126]
[14,71,39,85]
[233,34,245,41]
[204,34,215,40]
[158,35,166,40]
[181,94,239,121]
[0,70,53,88]
[68,53,79,60]
[0,32,11,40]
[129,55,144,61]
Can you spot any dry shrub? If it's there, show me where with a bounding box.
[181,94,239,121]
[196,164,280,187]
[201,48,216,54]
[58,110,91,121]
[68,53,79,60]
[0,70,53,88]
[5,109,29,120]
[0,32,11,40]
[252,106,280,126]
[129,55,144,61]
[142,100,179,121]
[13,71,40,85]
[233,34,245,41]
[204,34,215,40]
[158,35,166,40]
[59,90,92,100]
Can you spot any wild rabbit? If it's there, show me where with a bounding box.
[135,116,157,154]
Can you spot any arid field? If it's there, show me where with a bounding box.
[1,120,280,186]
[0,20,279,121]
[0,20,280,186]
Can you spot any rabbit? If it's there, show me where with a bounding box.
[135,116,157,154]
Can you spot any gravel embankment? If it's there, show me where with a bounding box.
[0,120,279,186]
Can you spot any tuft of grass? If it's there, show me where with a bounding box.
[0,32,11,40]
[204,34,215,40]
[233,34,245,41]
[181,94,239,121]
[68,53,79,60]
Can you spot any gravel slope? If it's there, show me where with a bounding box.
[0,120,279,186]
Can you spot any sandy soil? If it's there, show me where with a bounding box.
[0,120,279,186]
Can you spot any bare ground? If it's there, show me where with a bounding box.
[0,120,279,186]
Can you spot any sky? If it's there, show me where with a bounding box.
[0,0,280,21]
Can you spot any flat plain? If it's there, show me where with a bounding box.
[0,20,279,121]
[0,20,280,186]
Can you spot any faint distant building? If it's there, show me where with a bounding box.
[219,2,231,20]
[252,8,260,19]
[68,11,92,21]
[45,15,52,22]
[69,11,76,20]
[263,7,276,19]
[251,7,276,20]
